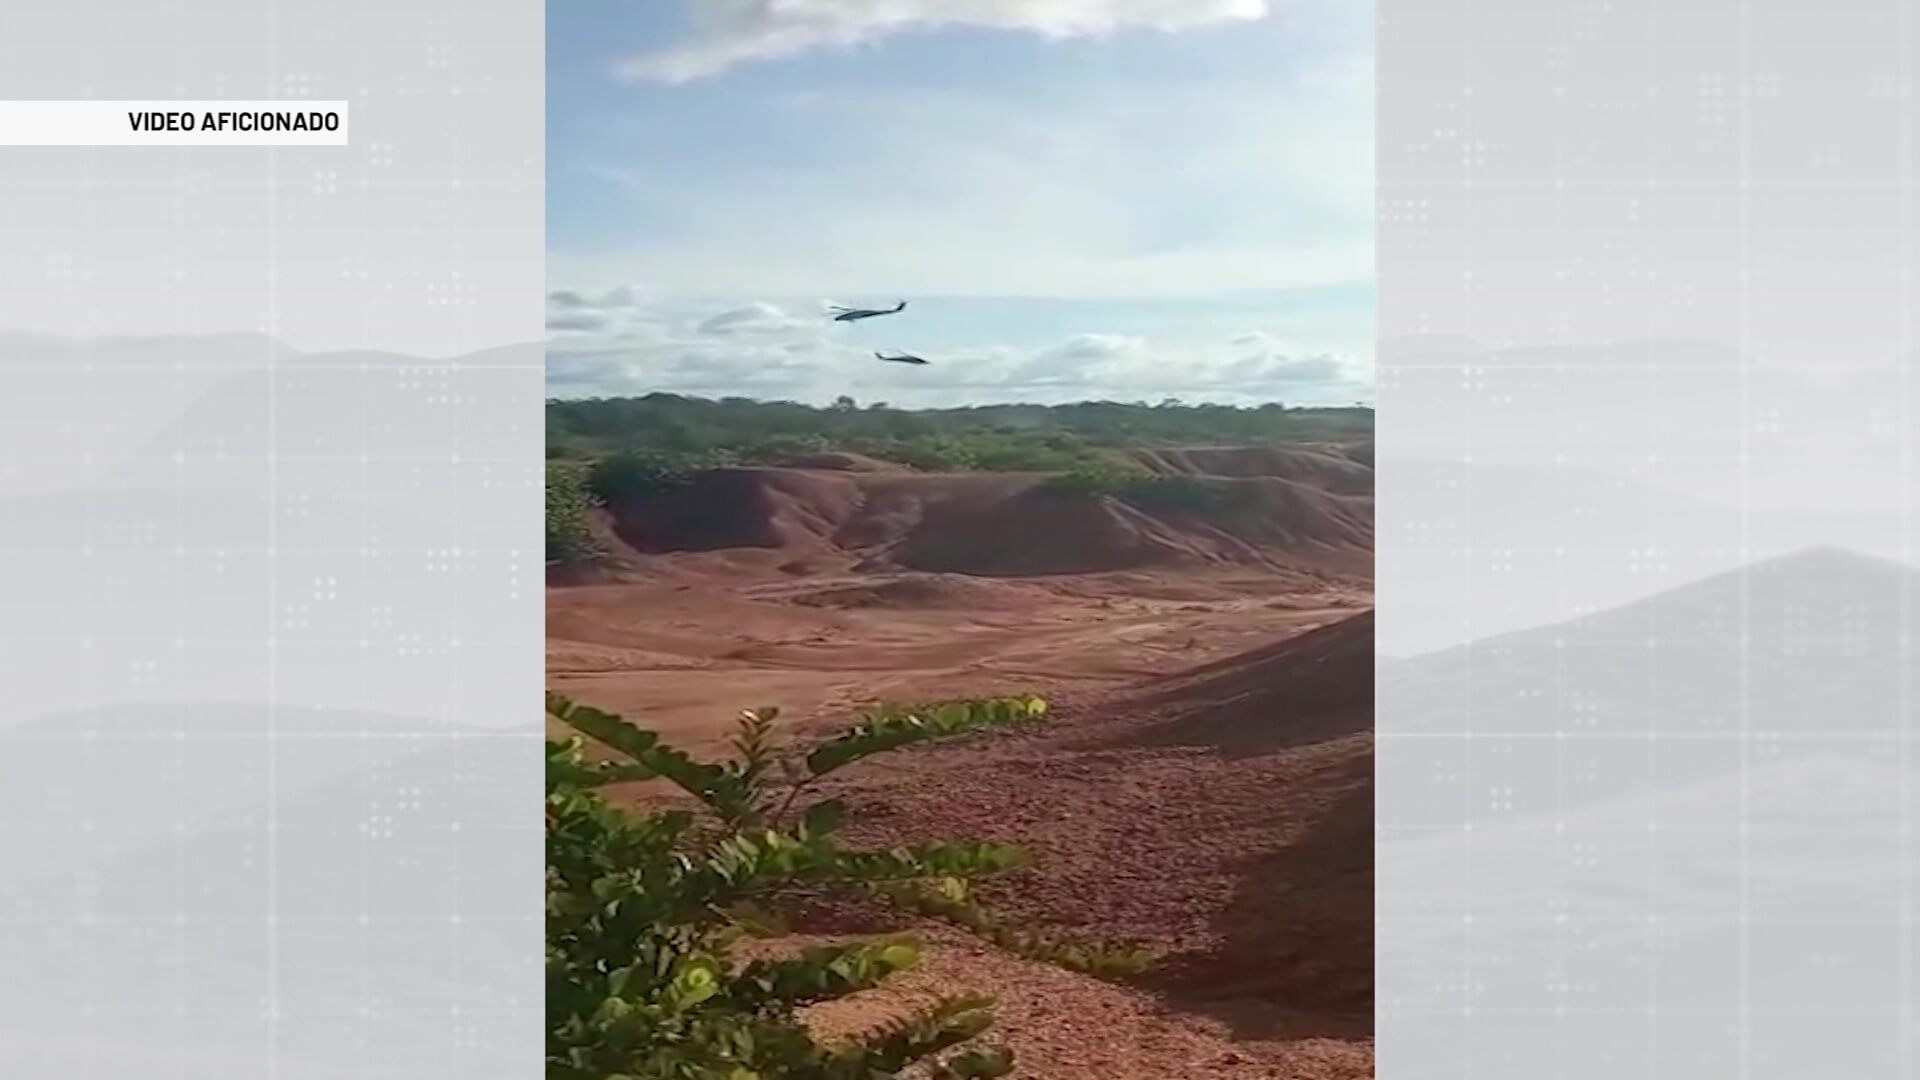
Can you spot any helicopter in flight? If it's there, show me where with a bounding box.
[874,350,929,366]
[829,300,908,323]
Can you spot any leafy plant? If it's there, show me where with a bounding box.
[547,462,600,565]
[1113,475,1237,513]
[547,692,1143,1079]
[546,393,1372,467]
[1036,458,1153,497]
[1036,461,1236,514]
[876,877,1153,980]
[589,447,740,503]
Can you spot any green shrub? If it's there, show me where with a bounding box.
[871,435,980,472]
[546,694,1150,1080]
[546,395,1372,462]
[961,441,1081,473]
[736,434,836,463]
[589,448,738,503]
[1115,475,1235,513]
[1037,461,1234,513]
[547,462,599,565]
[1037,458,1153,497]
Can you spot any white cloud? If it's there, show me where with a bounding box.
[547,309,611,333]
[1221,329,1356,385]
[550,3,1371,402]
[621,0,1270,83]
[1045,332,1144,359]
[1232,352,1346,383]
[697,301,809,335]
[546,293,1368,405]
[549,284,654,311]
[1007,332,1146,385]
[543,285,684,341]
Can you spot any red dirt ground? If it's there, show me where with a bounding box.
[589,463,1371,578]
[804,613,1374,1078]
[547,447,1374,1078]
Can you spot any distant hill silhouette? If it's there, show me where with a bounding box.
[1381,547,1920,822]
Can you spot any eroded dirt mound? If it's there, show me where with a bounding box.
[606,467,867,553]
[1118,610,1374,755]
[555,440,1375,1076]
[600,454,1371,581]
[549,507,660,586]
[831,471,1040,550]
[893,479,1371,578]
[893,489,1200,576]
[814,614,1376,1061]
[1130,445,1374,496]
[604,467,1038,557]
[1159,478,1372,565]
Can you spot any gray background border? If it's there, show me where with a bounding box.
[1380,2,1919,1077]
[0,2,542,1076]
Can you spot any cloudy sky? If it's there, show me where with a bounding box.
[547,0,1373,407]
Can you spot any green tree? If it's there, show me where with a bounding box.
[546,394,1372,464]
[589,448,738,503]
[547,463,599,565]
[546,693,1149,1079]
[1037,457,1152,497]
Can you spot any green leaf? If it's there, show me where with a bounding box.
[718,900,789,937]
[826,994,1001,1076]
[879,880,1155,981]
[542,691,1069,1078]
[550,692,757,823]
[936,1047,1016,1079]
[805,697,1046,778]
[671,959,721,1006]
[798,798,847,839]
[548,694,661,761]
[876,941,919,970]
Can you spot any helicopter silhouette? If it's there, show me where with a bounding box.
[875,350,929,366]
[829,300,908,323]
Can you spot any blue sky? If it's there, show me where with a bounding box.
[547,0,1373,406]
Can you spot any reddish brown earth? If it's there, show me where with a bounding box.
[547,446,1374,1078]
[586,463,1371,578]
[1128,444,1376,496]
[805,613,1374,1079]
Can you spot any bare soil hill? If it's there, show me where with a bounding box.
[1129,445,1376,496]
[547,441,1374,1077]
[571,609,1376,1079]
[818,612,1372,1009]
[604,468,1033,557]
[597,455,1371,580]
[891,477,1371,578]
[1118,609,1374,755]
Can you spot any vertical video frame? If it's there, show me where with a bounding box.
[545,4,1374,1076]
